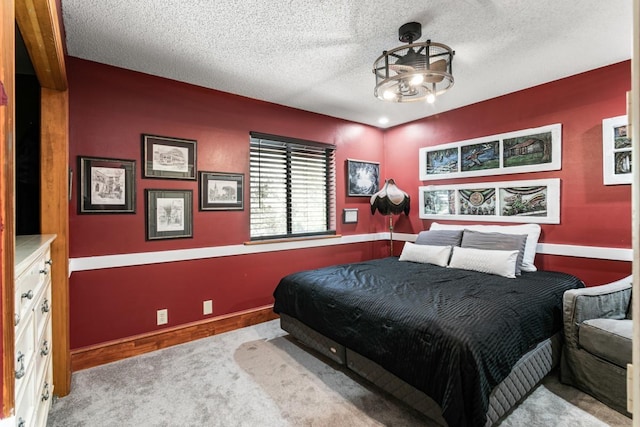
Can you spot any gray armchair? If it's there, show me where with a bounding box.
[560,275,632,415]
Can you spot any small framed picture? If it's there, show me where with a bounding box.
[199,171,244,211]
[343,208,358,224]
[602,115,631,185]
[78,156,136,214]
[145,189,193,240]
[347,159,380,197]
[142,134,197,180]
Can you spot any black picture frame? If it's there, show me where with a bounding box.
[142,134,197,180]
[145,189,193,240]
[199,171,244,211]
[347,159,380,197]
[78,156,136,214]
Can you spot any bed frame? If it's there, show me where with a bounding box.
[280,313,561,426]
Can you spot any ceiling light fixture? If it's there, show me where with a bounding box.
[373,22,455,104]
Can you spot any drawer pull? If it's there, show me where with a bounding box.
[17,417,25,427]
[14,313,20,326]
[41,340,50,357]
[45,259,53,266]
[40,268,48,276]
[15,352,25,379]
[21,290,33,300]
[41,382,50,401]
[41,298,50,313]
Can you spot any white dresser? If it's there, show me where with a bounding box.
[14,235,56,427]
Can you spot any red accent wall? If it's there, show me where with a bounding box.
[67,57,386,348]
[68,58,632,350]
[385,61,632,284]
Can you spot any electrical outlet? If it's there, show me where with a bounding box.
[203,300,213,315]
[157,309,168,325]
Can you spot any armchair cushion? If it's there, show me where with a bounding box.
[579,318,632,368]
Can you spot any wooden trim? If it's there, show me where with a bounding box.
[40,88,70,396]
[15,0,67,91]
[0,0,15,418]
[70,306,279,372]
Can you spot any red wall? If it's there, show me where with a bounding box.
[385,61,632,285]
[67,58,387,348]
[68,58,632,350]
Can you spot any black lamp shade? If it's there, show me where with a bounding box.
[370,178,410,216]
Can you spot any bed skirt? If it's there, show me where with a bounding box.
[280,313,561,426]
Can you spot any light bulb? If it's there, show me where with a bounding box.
[410,74,424,86]
[426,93,436,104]
[383,90,396,101]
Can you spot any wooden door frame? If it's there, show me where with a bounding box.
[1,0,70,417]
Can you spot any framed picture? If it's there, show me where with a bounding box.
[602,115,631,185]
[78,156,136,214]
[347,159,380,197]
[142,134,197,180]
[199,171,244,211]
[419,123,562,180]
[343,208,358,224]
[419,178,560,224]
[145,189,193,240]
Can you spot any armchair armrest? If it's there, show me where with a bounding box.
[563,275,632,348]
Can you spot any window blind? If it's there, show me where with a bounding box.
[249,133,336,240]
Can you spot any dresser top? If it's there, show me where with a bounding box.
[15,234,57,274]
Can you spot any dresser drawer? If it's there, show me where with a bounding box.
[15,366,35,427]
[35,316,52,390]
[34,282,51,342]
[15,255,48,327]
[14,314,35,398]
[33,358,54,427]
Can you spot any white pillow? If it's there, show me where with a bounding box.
[448,246,519,278]
[430,222,541,272]
[399,242,452,267]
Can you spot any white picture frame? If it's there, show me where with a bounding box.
[419,178,560,224]
[418,123,562,181]
[602,115,632,185]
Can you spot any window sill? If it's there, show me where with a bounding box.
[244,234,342,246]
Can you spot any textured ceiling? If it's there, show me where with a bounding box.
[60,1,632,128]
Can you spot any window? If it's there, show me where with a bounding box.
[249,132,336,240]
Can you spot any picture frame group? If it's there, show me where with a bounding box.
[418,178,560,224]
[418,123,562,181]
[346,159,380,197]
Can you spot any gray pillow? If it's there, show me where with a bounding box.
[460,230,528,275]
[415,230,463,247]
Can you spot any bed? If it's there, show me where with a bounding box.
[272,225,584,427]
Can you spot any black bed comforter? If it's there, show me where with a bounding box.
[273,257,584,427]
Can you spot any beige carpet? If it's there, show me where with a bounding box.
[47,320,631,426]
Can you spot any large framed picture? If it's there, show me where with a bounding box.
[347,159,380,197]
[419,123,562,181]
[199,171,244,211]
[78,156,136,214]
[419,178,560,224]
[602,115,632,185]
[145,189,193,240]
[142,134,197,180]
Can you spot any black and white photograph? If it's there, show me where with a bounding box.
[142,134,197,180]
[603,115,632,185]
[347,159,379,197]
[199,171,244,211]
[146,189,193,240]
[78,156,136,214]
